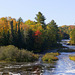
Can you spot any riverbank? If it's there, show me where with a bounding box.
[69,55,75,61]
[0,43,75,74]
[42,52,59,63]
[0,45,39,62]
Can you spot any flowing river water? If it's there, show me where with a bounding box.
[0,40,75,75]
[0,52,75,75]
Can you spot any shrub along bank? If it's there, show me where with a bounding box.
[0,45,39,62]
[69,55,75,61]
[42,52,59,63]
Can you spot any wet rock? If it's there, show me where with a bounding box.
[2,72,9,75]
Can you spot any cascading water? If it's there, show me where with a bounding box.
[43,52,75,75]
[0,40,75,75]
[0,52,75,75]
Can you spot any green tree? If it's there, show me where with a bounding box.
[25,20,36,25]
[70,28,75,44]
[26,29,34,50]
[47,20,59,41]
[18,17,23,23]
[35,12,46,29]
[17,17,23,48]
[10,20,14,44]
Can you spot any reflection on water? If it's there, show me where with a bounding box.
[0,52,75,75]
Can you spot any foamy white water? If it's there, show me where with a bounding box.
[43,52,75,75]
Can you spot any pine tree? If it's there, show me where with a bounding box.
[10,20,14,44]
[35,12,46,29]
[17,17,23,48]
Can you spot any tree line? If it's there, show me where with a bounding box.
[0,12,62,52]
[59,25,75,45]
[59,25,75,39]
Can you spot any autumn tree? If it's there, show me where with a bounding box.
[59,25,75,39]
[70,28,75,44]
[0,15,62,52]
[25,20,36,25]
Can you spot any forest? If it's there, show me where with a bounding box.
[59,25,75,39]
[0,12,75,53]
[0,12,62,52]
[59,25,75,44]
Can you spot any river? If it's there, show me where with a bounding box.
[0,52,75,75]
[0,40,75,75]
[43,52,75,75]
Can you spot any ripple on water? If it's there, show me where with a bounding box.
[53,52,75,75]
[0,52,75,75]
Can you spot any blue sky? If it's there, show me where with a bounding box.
[0,0,75,26]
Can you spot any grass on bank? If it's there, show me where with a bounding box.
[0,45,39,62]
[69,55,75,61]
[42,52,59,63]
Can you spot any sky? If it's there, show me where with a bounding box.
[0,0,75,26]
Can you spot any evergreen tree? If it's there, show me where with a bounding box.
[17,17,23,48]
[6,31,10,45]
[18,17,23,23]
[47,20,59,41]
[10,20,14,44]
[2,28,6,45]
[26,29,34,50]
[35,12,46,29]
